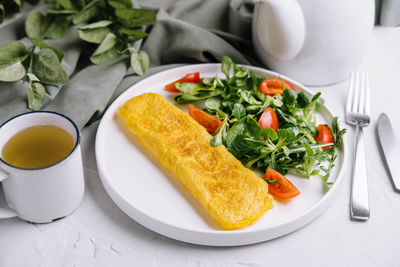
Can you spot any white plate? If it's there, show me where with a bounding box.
[95,64,348,246]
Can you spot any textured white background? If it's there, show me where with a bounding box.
[0,26,399,267]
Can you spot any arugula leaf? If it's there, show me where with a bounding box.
[171,56,346,186]
[260,128,277,141]
[232,103,246,120]
[210,114,228,147]
[175,83,222,104]
[221,56,233,81]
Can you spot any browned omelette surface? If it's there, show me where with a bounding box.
[118,93,273,230]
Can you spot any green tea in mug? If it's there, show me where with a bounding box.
[1,125,74,169]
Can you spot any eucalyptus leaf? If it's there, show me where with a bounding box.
[12,0,22,10]
[91,32,117,55]
[0,4,5,23]
[56,0,76,10]
[79,20,113,29]
[32,49,68,85]
[130,50,149,76]
[30,38,64,62]
[118,28,147,42]
[108,0,132,8]
[89,33,118,64]
[43,16,70,40]
[0,58,26,82]
[78,27,110,44]
[47,9,77,14]
[27,82,46,110]
[0,41,26,61]
[90,46,118,64]
[115,8,156,27]
[75,0,85,8]
[25,11,50,39]
[27,72,40,82]
[108,1,127,9]
[72,0,101,24]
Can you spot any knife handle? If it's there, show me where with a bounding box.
[350,124,370,220]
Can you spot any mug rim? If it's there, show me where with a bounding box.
[0,111,81,171]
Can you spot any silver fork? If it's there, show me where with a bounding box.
[345,71,370,221]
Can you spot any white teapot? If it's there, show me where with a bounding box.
[252,0,375,85]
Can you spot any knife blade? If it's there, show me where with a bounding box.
[377,113,400,192]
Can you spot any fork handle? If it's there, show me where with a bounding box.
[350,124,370,220]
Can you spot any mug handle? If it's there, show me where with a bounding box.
[0,168,18,219]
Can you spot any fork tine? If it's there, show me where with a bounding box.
[346,71,355,113]
[365,73,370,115]
[352,72,360,113]
[358,72,366,114]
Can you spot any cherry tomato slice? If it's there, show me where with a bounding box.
[263,168,300,200]
[258,78,294,95]
[165,72,201,93]
[315,124,333,150]
[188,104,222,134]
[258,107,279,131]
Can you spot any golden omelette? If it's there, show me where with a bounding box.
[118,93,273,230]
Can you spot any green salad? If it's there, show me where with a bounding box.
[167,56,345,187]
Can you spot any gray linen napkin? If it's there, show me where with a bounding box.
[0,0,254,128]
[0,0,398,128]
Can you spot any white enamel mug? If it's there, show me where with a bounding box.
[0,111,84,223]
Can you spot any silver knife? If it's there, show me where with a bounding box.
[377,113,400,192]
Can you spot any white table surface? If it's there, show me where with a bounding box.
[1,26,400,267]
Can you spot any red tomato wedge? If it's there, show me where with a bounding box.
[263,168,300,200]
[258,78,294,95]
[315,124,333,150]
[165,72,201,93]
[188,104,222,134]
[258,107,279,131]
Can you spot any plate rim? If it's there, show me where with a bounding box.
[95,63,348,245]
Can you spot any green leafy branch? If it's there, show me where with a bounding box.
[35,0,155,70]
[0,39,67,110]
[0,0,39,23]
[0,0,156,110]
